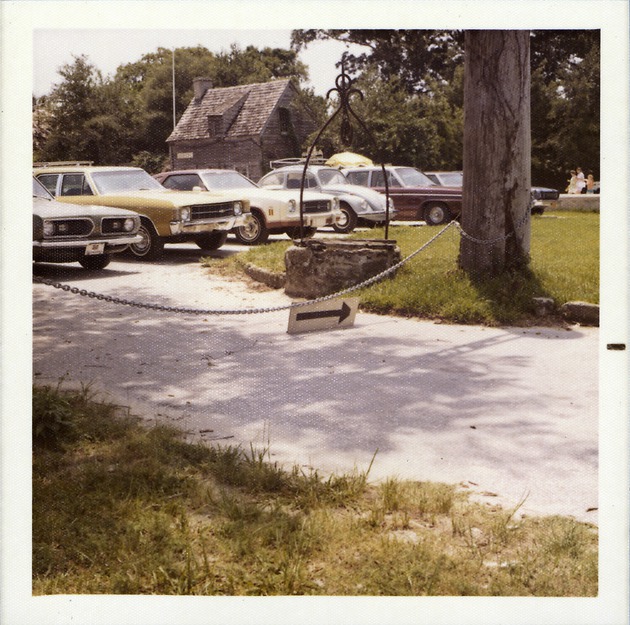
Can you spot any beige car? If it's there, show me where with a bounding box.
[34,164,251,260]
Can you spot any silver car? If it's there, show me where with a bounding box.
[258,165,395,233]
[33,177,141,270]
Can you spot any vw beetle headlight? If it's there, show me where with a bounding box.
[234,202,243,216]
[359,199,369,211]
[332,197,340,211]
[180,207,191,222]
[288,199,297,213]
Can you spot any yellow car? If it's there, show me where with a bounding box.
[34,164,251,260]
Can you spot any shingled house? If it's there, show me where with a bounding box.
[166,78,317,181]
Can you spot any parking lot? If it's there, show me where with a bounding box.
[32,235,598,524]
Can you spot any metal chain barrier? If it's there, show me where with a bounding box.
[32,215,526,316]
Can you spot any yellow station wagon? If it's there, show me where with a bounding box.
[34,164,251,260]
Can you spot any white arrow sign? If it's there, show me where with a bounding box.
[287,297,359,334]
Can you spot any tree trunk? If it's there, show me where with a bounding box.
[459,30,531,278]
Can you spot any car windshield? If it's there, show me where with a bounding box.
[200,171,258,190]
[33,177,52,199]
[317,169,348,186]
[396,168,435,187]
[91,169,164,194]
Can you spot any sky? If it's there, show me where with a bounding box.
[33,29,365,98]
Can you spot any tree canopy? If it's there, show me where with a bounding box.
[34,31,600,188]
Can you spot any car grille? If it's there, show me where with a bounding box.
[48,219,94,237]
[303,200,330,214]
[189,203,235,221]
[101,217,132,234]
[540,190,560,200]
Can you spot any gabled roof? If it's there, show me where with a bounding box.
[167,79,294,142]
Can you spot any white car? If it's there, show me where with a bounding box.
[155,169,341,245]
[258,165,395,233]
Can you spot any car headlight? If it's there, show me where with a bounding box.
[288,199,297,213]
[359,199,369,211]
[388,197,395,210]
[332,197,340,211]
[43,220,55,237]
[234,202,243,216]
[123,218,137,232]
[180,207,191,222]
[531,189,541,200]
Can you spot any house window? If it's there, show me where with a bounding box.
[207,115,223,137]
[278,107,291,135]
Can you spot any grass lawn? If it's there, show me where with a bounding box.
[205,211,599,326]
[33,385,598,596]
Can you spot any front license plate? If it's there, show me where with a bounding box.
[85,243,105,255]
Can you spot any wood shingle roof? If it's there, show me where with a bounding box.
[167,79,293,142]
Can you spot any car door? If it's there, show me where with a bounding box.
[370,170,416,220]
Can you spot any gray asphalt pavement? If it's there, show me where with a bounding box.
[32,241,599,524]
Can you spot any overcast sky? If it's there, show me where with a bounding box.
[33,29,364,98]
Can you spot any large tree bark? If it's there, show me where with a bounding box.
[459,30,531,278]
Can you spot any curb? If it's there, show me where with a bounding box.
[244,263,286,289]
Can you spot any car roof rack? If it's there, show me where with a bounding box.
[33,161,94,167]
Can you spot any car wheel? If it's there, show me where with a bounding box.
[129,221,164,261]
[332,203,358,233]
[79,254,111,270]
[531,205,545,215]
[286,226,317,240]
[195,231,228,250]
[234,211,269,245]
[423,203,451,226]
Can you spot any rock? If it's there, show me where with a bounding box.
[560,301,600,326]
[284,238,401,299]
[244,263,285,289]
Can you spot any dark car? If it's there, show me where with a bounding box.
[425,170,560,215]
[343,166,462,225]
[32,177,141,270]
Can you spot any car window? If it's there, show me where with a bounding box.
[396,167,435,187]
[345,170,370,186]
[373,170,402,188]
[162,174,203,190]
[33,177,53,199]
[259,172,283,188]
[60,174,94,196]
[200,171,258,190]
[37,174,59,196]
[91,169,163,194]
[318,169,346,186]
[440,172,463,186]
[286,172,317,189]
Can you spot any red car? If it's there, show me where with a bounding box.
[343,166,462,225]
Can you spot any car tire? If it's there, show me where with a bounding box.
[195,231,228,251]
[332,203,358,233]
[286,226,317,240]
[234,211,269,245]
[423,203,451,226]
[79,254,111,271]
[129,220,164,261]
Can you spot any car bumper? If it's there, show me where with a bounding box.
[272,214,339,229]
[169,215,250,235]
[33,234,143,249]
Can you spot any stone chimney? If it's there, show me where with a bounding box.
[193,77,213,102]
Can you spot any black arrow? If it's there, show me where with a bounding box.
[296,301,352,324]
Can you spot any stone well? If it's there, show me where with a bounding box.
[284,238,401,299]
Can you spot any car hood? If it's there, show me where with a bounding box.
[321,183,387,206]
[33,196,139,218]
[96,189,247,207]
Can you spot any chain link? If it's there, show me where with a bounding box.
[33,216,526,316]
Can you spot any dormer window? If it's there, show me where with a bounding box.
[207,114,223,137]
[278,107,291,135]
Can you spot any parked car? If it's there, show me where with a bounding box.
[32,177,141,270]
[258,165,395,233]
[343,166,462,226]
[33,164,251,260]
[425,170,560,215]
[154,169,341,245]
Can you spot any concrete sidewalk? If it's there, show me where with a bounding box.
[32,254,598,524]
